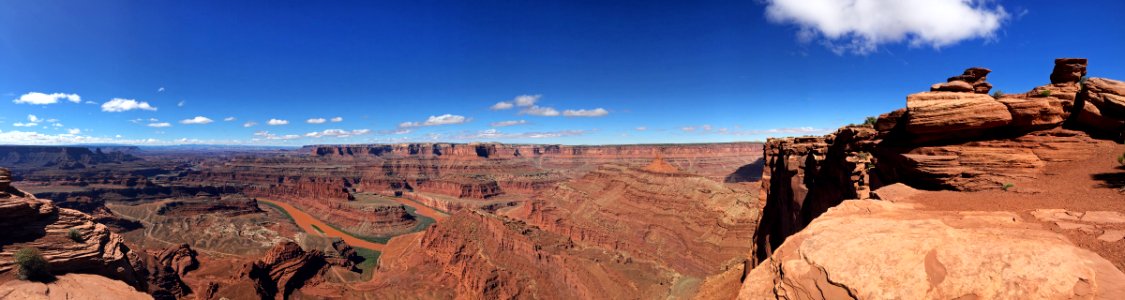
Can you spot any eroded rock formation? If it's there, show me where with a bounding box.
[741,200,1125,299]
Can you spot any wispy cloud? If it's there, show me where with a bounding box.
[177,100,185,107]
[330,116,343,122]
[102,98,157,112]
[456,128,591,140]
[519,105,560,117]
[267,119,289,126]
[635,126,647,131]
[180,116,213,125]
[398,114,469,128]
[253,130,301,140]
[490,120,528,127]
[12,92,81,105]
[243,121,258,127]
[681,124,828,136]
[157,87,165,92]
[223,117,236,121]
[562,108,608,117]
[148,122,172,128]
[304,129,372,138]
[306,118,326,124]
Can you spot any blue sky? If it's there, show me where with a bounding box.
[2,0,1123,145]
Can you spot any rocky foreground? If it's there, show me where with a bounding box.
[746,58,1125,298]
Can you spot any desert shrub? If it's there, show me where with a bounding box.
[1118,151,1124,165]
[1001,183,1015,191]
[15,248,51,281]
[67,228,83,242]
[991,90,1004,99]
[1040,89,1052,97]
[863,116,878,126]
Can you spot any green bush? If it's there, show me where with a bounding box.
[1040,89,1052,97]
[991,90,1004,99]
[67,228,83,242]
[1001,183,1015,191]
[15,248,51,281]
[863,116,878,126]
[1118,152,1124,165]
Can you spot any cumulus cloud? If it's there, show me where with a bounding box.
[491,94,540,110]
[13,115,41,127]
[562,108,609,117]
[330,117,343,122]
[763,0,1009,54]
[102,98,158,112]
[267,119,289,126]
[223,117,236,121]
[306,118,326,124]
[148,122,172,128]
[519,105,560,117]
[398,114,469,128]
[304,129,372,138]
[12,92,81,105]
[243,121,258,128]
[490,120,528,127]
[27,115,42,123]
[180,116,213,125]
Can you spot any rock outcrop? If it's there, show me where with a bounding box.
[752,58,1125,264]
[0,167,192,299]
[0,273,153,300]
[240,242,327,300]
[930,67,992,94]
[741,200,1125,299]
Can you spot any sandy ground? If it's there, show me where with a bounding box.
[904,142,1125,270]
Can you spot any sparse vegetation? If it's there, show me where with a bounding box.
[1118,151,1124,166]
[354,247,382,280]
[1001,183,1015,191]
[67,228,83,242]
[310,224,325,234]
[15,248,51,281]
[863,116,878,126]
[1039,89,1052,97]
[991,90,1004,99]
[855,152,872,160]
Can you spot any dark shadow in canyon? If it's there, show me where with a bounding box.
[724,158,764,183]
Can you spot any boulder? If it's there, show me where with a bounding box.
[997,96,1068,130]
[932,67,993,94]
[930,80,974,93]
[1051,58,1088,84]
[904,92,1012,142]
[740,200,1125,299]
[874,108,906,132]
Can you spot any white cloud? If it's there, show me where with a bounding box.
[763,0,1008,54]
[102,98,158,112]
[267,119,289,126]
[490,101,514,110]
[304,129,372,138]
[148,122,172,128]
[253,130,301,140]
[330,117,343,122]
[66,128,81,135]
[13,122,38,127]
[398,114,469,128]
[179,116,213,125]
[456,129,590,140]
[243,121,258,128]
[635,126,647,131]
[491,94,540,110]
[157,87,165,92]
[562,108,608,117]
[52,123,63,127]
[223,117,236,121]
[177,100,185,107]
[519,105,560,117]
[306,118,326,124]
[27,114,42,123]
[12,92,81,105]
[490,120,528,127]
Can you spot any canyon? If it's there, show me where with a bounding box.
[0,59,1123,300]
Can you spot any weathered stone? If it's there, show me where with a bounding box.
[1051,58,1088,84]
[1098,230,1125,242]
[740,200,1125,299]
[905,92,1012,142]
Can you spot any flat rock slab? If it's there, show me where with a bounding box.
[1098,230,1125,242]
[1082,211,1125,224]
[872,183,922,203]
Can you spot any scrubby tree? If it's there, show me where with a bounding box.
[863,116,878,126]
[67,228,83,242]
[15,248,51,281]
[991,90,1004,99]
